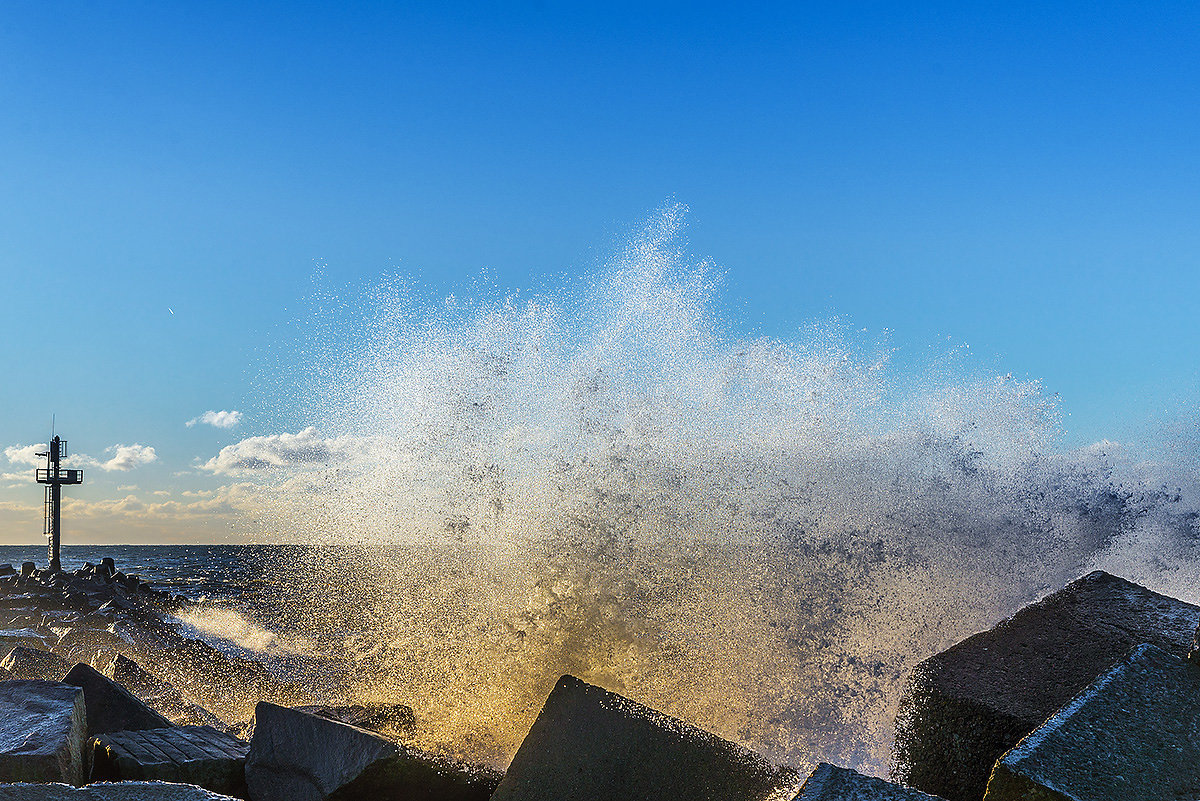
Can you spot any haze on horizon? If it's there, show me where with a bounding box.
[1,2,1197,545]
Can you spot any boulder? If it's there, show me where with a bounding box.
[0,781,240,799]
[1,646,72,681]
[893,571,1198,801]
[62,663,173,736]
[982,643,1200,801]
[89,726,248,797]
[793,764,943,800]
[0,680,87,783]
[290,703,416,739]
[99,655,223,729]
[491,675,791,801]
[245,702,500,801]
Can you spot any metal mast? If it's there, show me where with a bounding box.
[35,435,83,572]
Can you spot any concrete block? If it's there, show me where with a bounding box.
[245,702,500,801]
[982,644,1200,801]
[89,726,247,798]
[793,764,944,800]
[1,647,72,682]
[491,675,792,801]
[0,680,87,784]
[62,664,173,737]
[0,781,240,799]
[893,571,1198,801]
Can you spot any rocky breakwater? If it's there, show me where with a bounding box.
[0,560,303,725]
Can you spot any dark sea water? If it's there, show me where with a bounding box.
[0,544,293,608]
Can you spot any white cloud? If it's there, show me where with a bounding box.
[5,442,156,472]
[0,471,32,484]
[79,444,159,472]
[3,444,44,467]
[202,427,355,475]
[187,410,243,429]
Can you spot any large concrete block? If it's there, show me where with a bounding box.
[244,702,500,801]
[982,643,1200,801]
[0,781,240,799]
[1,647,72,682]
[793,764,944,800]
[62,664,173,737]
[491,675,792,801]
[893,571,1198,801]
[0,680,87,784]
[89,726,247,798]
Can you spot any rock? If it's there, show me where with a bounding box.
[0,680,87,784]
[491,675,791,801]
[0,565,15,577]
[89,726,248,797]
[793,764,943,800]
[99,559,116,578]
[245,702,500,801]
[893,571,1198,801]
[19,564,34,579]
[62,663,173,736]
[0,781,241,799]
[0,631,54,661]
[982,643,1200,801]
[290,703,416,739]
[1,646,72,681]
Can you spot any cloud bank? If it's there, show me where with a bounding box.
[187,410,243,429]
[3,443,157,472]
[201,427,355,475]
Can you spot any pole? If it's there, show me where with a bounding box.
[48,437,61,572]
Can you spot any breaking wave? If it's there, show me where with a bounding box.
[256,204,1199,774]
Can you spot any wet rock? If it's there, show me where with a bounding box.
[893,571,1198,801]
[491,675,791,801]
[793,764,943,800]
[89,726,248,798]
[0,781,241,799]
[62,663,173,736]
[983,643,1200,801]
[20,564,34,579]
[245,702,500,801]
[1,646,72,681]
[0,680,86,784]
[99,655,224,729]
[0,565,15,577]
[0,631,54,661]
[290,703,416,740]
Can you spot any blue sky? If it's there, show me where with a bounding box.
[1,2,1197,542]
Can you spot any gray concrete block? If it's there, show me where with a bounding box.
[893,571,1198,801]
[793,764,944,800]
[491,675,792,801]
[62,664,173,737]
[0,648,72,682]
[89,726,247,798]
[0,680,87,784]
[0,781,240,799]
[982,643,1200,801]
[245,702,499,801]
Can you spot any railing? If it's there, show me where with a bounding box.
[35,468,84,484]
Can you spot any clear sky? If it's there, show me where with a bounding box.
[1,2,1197,543]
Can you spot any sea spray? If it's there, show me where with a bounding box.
[240,205,1198,774]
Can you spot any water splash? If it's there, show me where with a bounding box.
[254,204,1198,774]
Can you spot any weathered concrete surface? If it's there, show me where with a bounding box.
[62,664,173,736]
[245,702,499,801]
[289,703,416,740]
[491,675,792,801]
[99,656,222,729]
[982,644,1200,801]
[0,781,240,799]
[89,726,247,798]
[793,764,943,800]
[0,680,86,784]
[893,571,1198,801]
[1,647,72,682]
